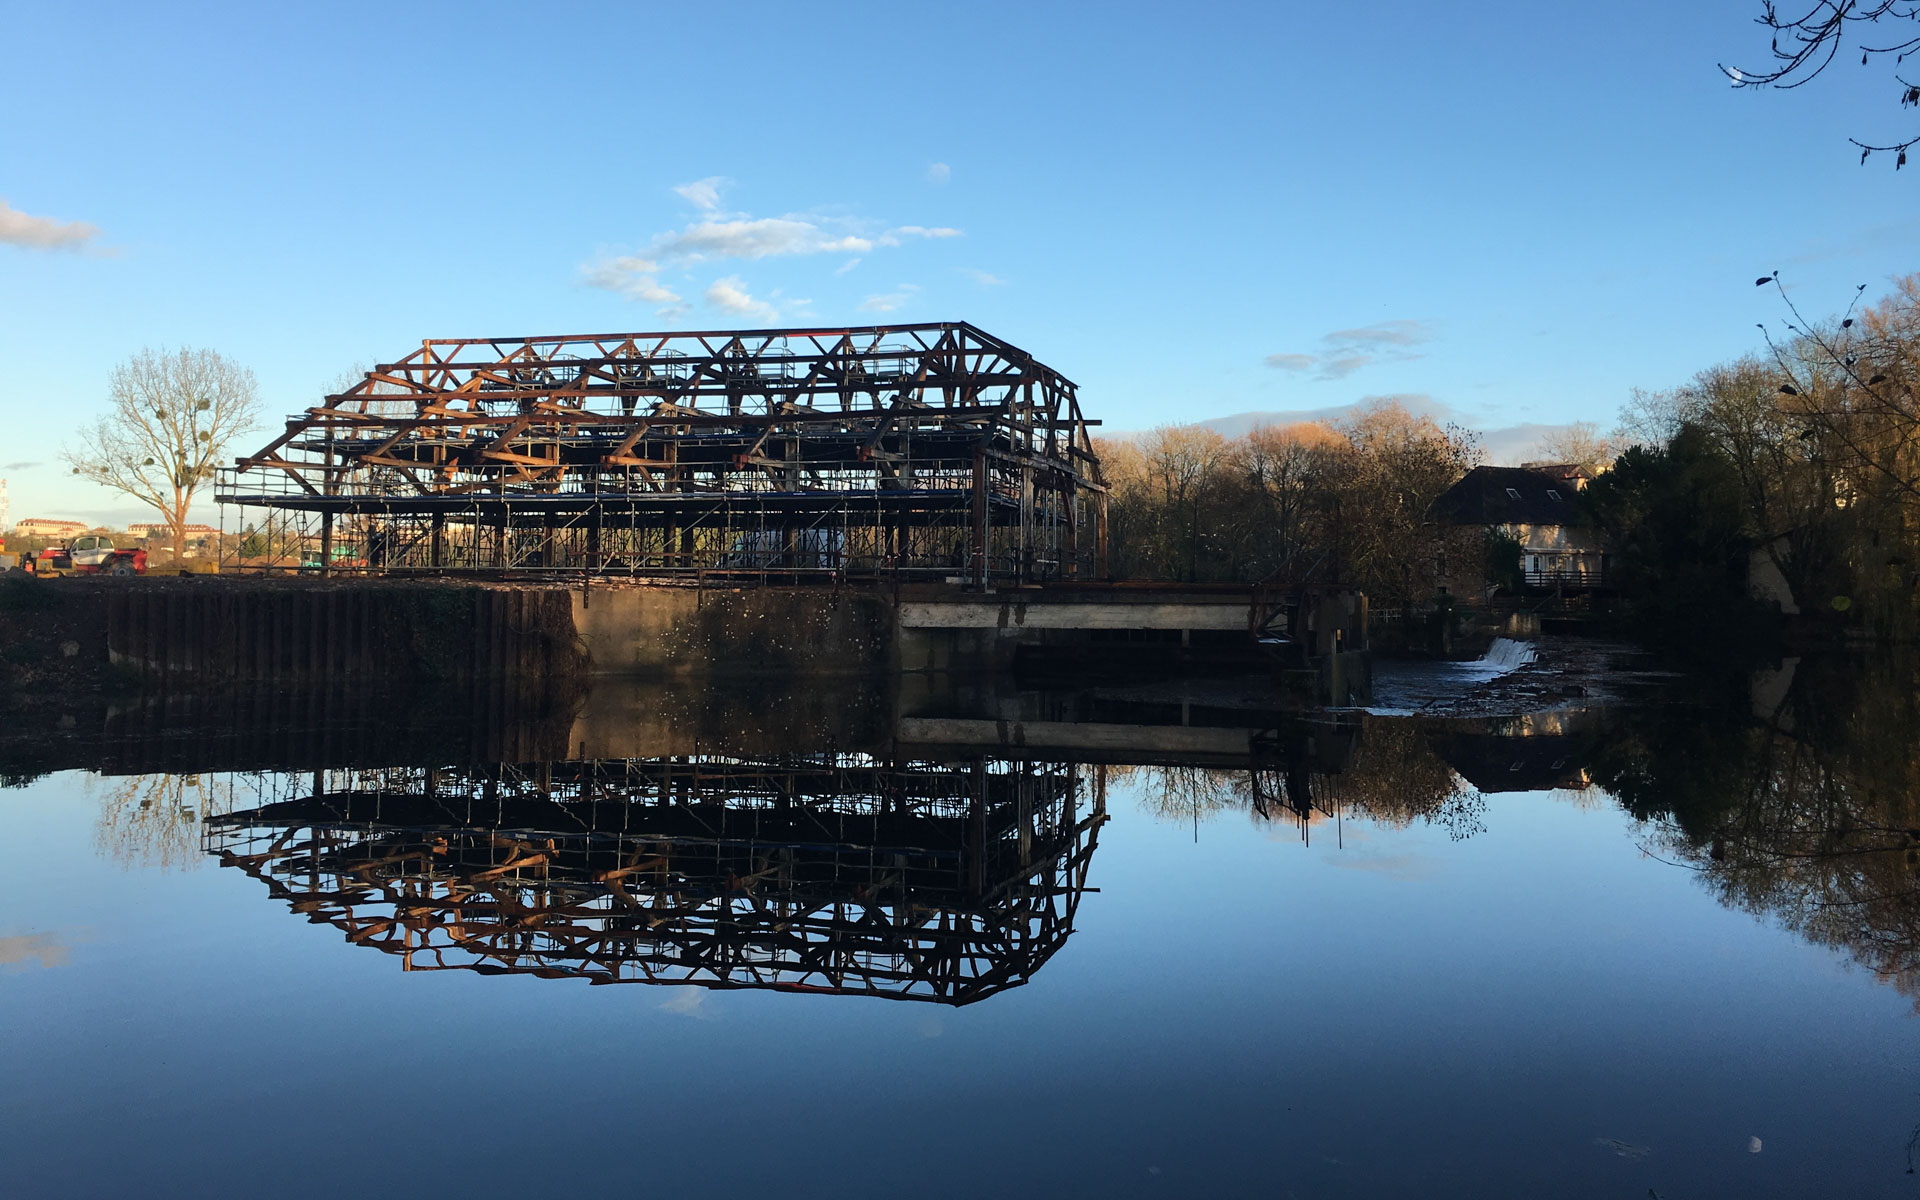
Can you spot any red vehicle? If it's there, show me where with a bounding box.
[28,535,147,577]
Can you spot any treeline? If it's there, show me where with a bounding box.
[1096,276,1920,641]
[1092,400,1480,609]
[1590,274,1920,640]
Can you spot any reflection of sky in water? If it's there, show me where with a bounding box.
[2,769,1914,1199]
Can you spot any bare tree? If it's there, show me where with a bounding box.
[90,772,228,871]
[1529,421,1617,469]
[1722,2,1920,164]
[1142,426,1231,581]
[1238,422,1343,579]
[63,348,261,559]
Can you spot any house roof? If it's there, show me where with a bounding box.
[1430,465,1591,527]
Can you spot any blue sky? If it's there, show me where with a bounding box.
[3,0,1917,525]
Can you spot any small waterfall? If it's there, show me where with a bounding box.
[1476,637,1537,673]
[1360,635,1539,714]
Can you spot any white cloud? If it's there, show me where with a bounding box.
[633,215,959,267]
[926,162,951,184]
[1264,353,1317,371]
[1265,319,1436,380]
[705,275,779,322]
[1323,319,1433,347]
[0,198,100,251]
[886,225,961,241]
[655,217,872,263]
[673,176,728,211]
[659,989,715,1019]
[958,268,1004,287]
[581,185,961,318]
[1319,354,1374,380]
[859,284,920,313]
[580,255,683,308]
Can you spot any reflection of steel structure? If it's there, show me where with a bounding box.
[216,324,1104,585]
[205,755,1104,1004]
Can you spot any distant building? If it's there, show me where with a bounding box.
[1429,464,1608,594]
[129,522,219,540]
[12,518,89,538]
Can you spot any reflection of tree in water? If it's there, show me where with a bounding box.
[1600,655,1920,1006]
[1125,717,1486,839]
[1323,718,1485,839]
[1120,764,1251,825]
[90,773,231,871]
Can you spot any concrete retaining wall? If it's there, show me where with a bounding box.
[56,577,1362,688]
[573,584,896,676]
[102,581,586,684]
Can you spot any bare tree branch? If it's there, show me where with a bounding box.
[61,347,261,558]
[1722,1,1920,163]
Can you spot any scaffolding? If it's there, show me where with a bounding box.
[204,752,1106,1004]
[217,323,1105,586]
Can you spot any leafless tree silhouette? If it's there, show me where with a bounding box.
[1722,2,1920,164]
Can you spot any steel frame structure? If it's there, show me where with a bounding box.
[205,753,1105,1004]
[216,323,1105,586]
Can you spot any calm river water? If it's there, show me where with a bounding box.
[3,660,1918,1198]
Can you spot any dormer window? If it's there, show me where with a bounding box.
[1546,489,1562,501]
[1504,487,1522,501]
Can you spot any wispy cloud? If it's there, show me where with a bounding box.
[889,225,960,241]
[706,275,779,322]
[582,183,961,313]
[580,255,683,309]
[959,268,1004,287]
[859,284,920,313]
[1265,319,1436,380]
[1324,319,1432,347]
[659,988,715,1019]
[655,217,872,263]
[1263,353,1317,371]
[1786,218,1915,267]
[672,176,728,212]
[635,185,959,267]
[0,198,101,252]
[1,460,43,471]
[926,162,951,184]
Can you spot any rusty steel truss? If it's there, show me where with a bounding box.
[216,323,1105,585]
[204,753,1105,1004]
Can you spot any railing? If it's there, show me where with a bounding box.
[1524,568,1606,588]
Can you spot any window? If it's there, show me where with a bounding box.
[1504,487,1522,501]
[1546,489,1562,501]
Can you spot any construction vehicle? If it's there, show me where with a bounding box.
[28,535,147,577]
